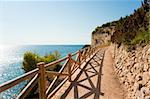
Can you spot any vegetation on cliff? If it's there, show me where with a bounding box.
[92,0,150,49]
[111,1,150,46]
[22,51,61,72]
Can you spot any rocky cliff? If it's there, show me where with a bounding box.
[91,1,149,48]
[91,26,115,46]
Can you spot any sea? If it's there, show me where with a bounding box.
[0,45,83,99]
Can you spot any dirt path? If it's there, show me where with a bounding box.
[50,48,124,99]
[99,47,124,99]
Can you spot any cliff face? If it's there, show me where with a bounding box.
[91,26,115,46]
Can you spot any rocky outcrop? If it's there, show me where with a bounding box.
[111,44,150,99]
[91,26,115,46]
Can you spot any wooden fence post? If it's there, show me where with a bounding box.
[37,62,46,99]
[91,48,93,55]
[84,49,87,62]
[78,50,81,68]
[88,47,91,58]
[68,54,72,82]
[81,49,85,61]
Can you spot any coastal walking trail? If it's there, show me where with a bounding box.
[51,48,124,99]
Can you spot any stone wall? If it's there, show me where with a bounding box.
[111,44,150,99]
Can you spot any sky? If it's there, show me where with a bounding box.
[0,0,142,45]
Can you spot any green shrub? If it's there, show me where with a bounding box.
[22,51,61,72]
[131,30,150,45]
[102,22,111,27]
[122,30,150,51]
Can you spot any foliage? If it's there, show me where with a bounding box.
[131,30,150,45]
[92,26,101,34]
[22,51,61,72]
[111,1,150,47]
[102,22,111,27]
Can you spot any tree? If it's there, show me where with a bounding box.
[22,51,61,72]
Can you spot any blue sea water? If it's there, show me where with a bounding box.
[0,45,83,99]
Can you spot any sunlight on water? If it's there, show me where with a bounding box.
[0,45,22,65]
[0,45,26,98]
[0,45,83,98]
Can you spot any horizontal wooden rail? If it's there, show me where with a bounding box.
[71,51,79,57]
[70,58,80,65]
[45,56,68,69]
[46,71,69,76]
[0,69,38,93]
[17,74,38,99]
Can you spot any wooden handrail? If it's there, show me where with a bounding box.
[71,51,80,71]
[47,46,100,99]
[0,44,106,99]
[46,58,69,95]
[46,71,69,76]
[0,68,38,93]
[17,74,38,99]
[70,58,80,65]
[45,56,68,69]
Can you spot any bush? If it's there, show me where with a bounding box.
[22,51,61,72]
[122,30,150,51]
[131,30,150,45]
[102,22,111,27]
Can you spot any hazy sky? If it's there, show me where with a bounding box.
[0,0,142,45]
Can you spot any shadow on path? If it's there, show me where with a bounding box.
[60,51,105,99]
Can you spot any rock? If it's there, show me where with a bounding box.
[140,87,150,96]
[144,63,149,72]
[127,73,134,84]
[131,57,136,61]
[133,82,143,92]
[120,76,126,84]
[145,96,150,99]
[124,82,129,88]
[133,63,143,74]
[148,48,150,52]
[135,73,143,82]
[135,90,141,99]
[147,54,150,63]
[142,72,150,85]
[147,81,150,88]
[135,58,138,63]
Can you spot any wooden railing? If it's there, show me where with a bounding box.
[0,45,107,99]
